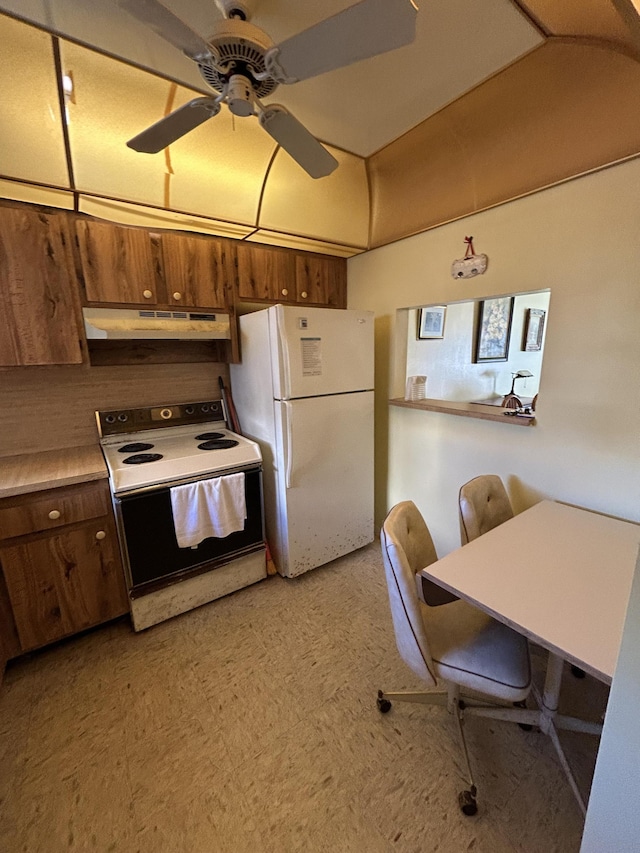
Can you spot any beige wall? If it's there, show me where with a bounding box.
[347,158,640,557]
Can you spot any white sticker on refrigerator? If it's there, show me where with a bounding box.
[301,337,322,376]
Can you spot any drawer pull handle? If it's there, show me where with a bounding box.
[281,288,289,296]
[300,291,308,299]
[173,291,182,300]
[48,510,61,520]
[143,289,153,299]
[95,530,106,541]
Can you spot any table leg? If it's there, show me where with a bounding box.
[540,651,589,816]
[541,651,564,722]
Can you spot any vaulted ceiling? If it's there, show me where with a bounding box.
[1,0,639,254]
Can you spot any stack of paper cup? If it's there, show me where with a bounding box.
[405,375,427,401]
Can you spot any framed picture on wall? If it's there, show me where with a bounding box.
[523,308,546,351]
[474,296,514,362]
[417,305,446,339]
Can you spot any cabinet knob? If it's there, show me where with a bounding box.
[172,292,182,301]
[281,289,289,297]
[300,291,308,299]
[95,530,106,541]
[143,289,153,299]
[48,509,61,520]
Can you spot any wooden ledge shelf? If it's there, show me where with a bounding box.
[389,398,536,426]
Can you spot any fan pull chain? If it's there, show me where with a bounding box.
[464,236,475,258]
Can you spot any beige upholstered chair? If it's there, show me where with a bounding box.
[458,474,514,546]
[501,393,522,409]
[378,501,532,815]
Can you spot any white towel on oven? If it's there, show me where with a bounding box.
[170,473,246,548]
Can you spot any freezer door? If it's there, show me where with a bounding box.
[271,391,374,577]
[269,305,374,399]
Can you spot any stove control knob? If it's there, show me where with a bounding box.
[172,292,182,301]
[105,415,116,424]
[185,406,195,415]
[160,408,172,420]
[118,414,128,422]
[143,290,153,299]
[95,530,106,541]
[201,404,210,413]
[48,510,61,520]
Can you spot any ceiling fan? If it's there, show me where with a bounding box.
[117,0,418,178]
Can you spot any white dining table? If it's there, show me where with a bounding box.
[420,499,640,814]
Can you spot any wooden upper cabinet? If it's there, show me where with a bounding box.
[159,232,233,310]
[75,219,158,305]
[295,254,347,308]
[235,242,297,302]
[235,241,347,307]
[0,205,84,366]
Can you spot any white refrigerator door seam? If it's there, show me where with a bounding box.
[275,305,292,399]
[284,401,293,489]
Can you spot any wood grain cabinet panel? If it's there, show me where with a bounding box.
[235,242,297,302]
[1,520,128,651]
[0,570,20,672]
[235,242,347,307]
[295,254,347,308]
[0,481,128,653]
[0,483,109,540]
[0,205,83,366]
[76,219,158,305]
[159,232,233,309]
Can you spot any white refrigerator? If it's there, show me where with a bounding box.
[230,304,374,578]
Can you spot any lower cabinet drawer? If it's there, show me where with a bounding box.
[0,482,109,540]
[0,516,128,652]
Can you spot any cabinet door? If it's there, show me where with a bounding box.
[1,518,128,651]
[236,243,296,302]
[0,206,83,366]
[295,253,347,308]
[159,232,232,309]
[0,570,20,670]
[76,219,158,305]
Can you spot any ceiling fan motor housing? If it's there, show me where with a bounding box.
[198,18,278,99]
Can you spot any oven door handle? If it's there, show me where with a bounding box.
[284,401,294,489]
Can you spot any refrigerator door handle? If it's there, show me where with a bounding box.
[275,306,292,400]
[284,401,294,489]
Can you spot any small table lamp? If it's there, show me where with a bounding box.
[506,370,534,398]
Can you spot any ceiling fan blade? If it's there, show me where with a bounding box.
[259,106,338,179]
[265,0,418,84]
[127,97,221,153]
[117,0,211,60]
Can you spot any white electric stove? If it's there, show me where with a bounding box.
[96,399,266,631]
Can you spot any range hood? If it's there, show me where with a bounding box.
[83,307,231,340]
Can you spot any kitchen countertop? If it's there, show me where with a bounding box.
[0,446,108,499]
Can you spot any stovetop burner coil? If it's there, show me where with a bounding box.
[195,432,225,440]
[197,439,240,451]
[122,453,164,465]
[118,442,155,453]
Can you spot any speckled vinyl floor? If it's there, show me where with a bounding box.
[0,541,605,852]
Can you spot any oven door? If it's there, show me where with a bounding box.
[114,467,264,594]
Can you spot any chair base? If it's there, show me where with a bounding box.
[377,653,601,817]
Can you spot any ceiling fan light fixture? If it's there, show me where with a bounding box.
[226,74,255,117]
[118,0,419,179]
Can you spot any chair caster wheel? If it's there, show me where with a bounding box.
[377,690,392,713]
[458,789,478,816]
